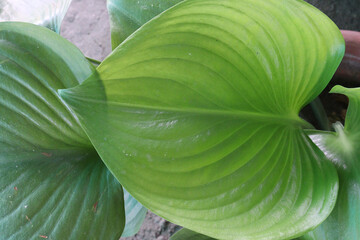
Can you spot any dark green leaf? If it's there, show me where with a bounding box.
[60,0,344,239]
[301,86,360,239]
[0,150,124,240]
[107,0,182,48]
[171,228,215,240]
[0,22,125,239]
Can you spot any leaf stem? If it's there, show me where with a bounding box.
[310,97,330,131]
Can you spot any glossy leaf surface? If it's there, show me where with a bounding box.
[107,0,182,48]
[122,189,147,237]
[0,22,125,239]
[171,228,215,240]
[0,150,124,240]
[301,86,360,240]
[60,0,344,239]
[0,0,72,33]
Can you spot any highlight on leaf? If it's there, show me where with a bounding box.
[59,0,344,239]
[122,188,147,237]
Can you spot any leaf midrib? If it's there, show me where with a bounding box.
[60,91,311,128]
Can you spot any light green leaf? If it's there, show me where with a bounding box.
[171,228,215,240]
[0,0,72,33]
[301,86,360,240]
[0,22,125,239]
[122,189,147,237]
[60,0,344,239]
[107,0,182,48]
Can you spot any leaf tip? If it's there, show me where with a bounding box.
[330,85,360,100]
[329,85,347,94]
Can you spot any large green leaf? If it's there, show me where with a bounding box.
[301,86,360,240]
[107,0,182,48]
[171,228,215,240]
[0,22,125,239]
[0,0,72,33]
[60,0,344,239]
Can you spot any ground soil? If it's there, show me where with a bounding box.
[60,0,360,239]
[61,0,111,61]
